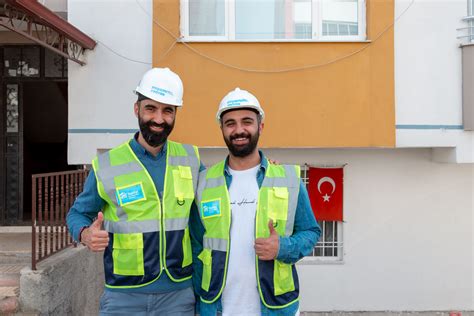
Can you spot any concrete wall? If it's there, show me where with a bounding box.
[394,0,474,162]
[20,246,103,315]
[395,0,464,128]
[200,147,474,312]
[68,0,152,164]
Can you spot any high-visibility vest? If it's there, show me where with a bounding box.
[92,140,200,289]
[196,160,301,309]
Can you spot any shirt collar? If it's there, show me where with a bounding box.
[224,150,267,176]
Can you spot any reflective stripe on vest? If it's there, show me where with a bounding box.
[93,140,199,288]
[196,160,300,307]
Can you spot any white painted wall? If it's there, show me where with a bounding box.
[395,0,464,126]
[395,0,474,162]
[43,0,67,13]
[200,147,474,311]
[68,0,152,164]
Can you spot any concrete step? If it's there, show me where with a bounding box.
[0,264,27,315]
[0,252,31,265]
[0,264,23,285]
[0,294,19,315]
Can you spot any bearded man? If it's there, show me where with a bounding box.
[191,88,321,316]
[67,68,202,316]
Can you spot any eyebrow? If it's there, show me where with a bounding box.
[223,116,255,124]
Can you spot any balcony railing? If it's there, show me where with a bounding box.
[31,169,88,270]
[458,15,474,44]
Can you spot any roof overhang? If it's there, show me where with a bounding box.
[0,0,96,65]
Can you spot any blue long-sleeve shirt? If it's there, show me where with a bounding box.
[66,134,203,293]
[189,151,321,315]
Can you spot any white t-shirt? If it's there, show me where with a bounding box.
[221,165,261,316]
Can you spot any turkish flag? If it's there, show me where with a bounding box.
[307,167,343,221]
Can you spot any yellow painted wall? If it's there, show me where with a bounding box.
[153,0,395,148]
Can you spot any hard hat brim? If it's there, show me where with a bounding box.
[134,88,183,106]
[216,105,265,123]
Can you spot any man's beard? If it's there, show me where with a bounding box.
[224,131,259,157]
[138,115,174,148]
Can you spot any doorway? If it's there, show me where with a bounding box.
[0,45,71,225]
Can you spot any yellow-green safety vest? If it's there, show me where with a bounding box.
[196,159,301,308]
[92,140,200,289]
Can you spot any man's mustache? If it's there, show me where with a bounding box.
[230,133,250,141]
[146,121,168,129]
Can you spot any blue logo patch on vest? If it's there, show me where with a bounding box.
[201,199,221,218]
[116,183,146,206]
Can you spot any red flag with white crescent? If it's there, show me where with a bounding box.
[307,167,343,221]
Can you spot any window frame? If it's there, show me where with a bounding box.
[180,0,367,42]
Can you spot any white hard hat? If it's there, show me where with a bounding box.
[134,68,184,106]
[216,88,264,122]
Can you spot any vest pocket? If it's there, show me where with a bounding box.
[112,233,145,276]
[268,188,289,221]
[198,248,212,292]
[273,260,295,296]
[182,227,192,268]
[173,167,195,200]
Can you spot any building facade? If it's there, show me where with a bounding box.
[3,0,473,312]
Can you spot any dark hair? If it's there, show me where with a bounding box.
[136,93,149,103]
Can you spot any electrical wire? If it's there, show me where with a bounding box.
[135,0,416,73]
[97,40,151,65]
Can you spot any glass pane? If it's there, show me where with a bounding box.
[4,47,21,77]
[189,0,225,36]
[322,0,358,36]
[324,221,334,242]
[20,46,40,77]
[45,49,65,78]
[6,85,19,133]
[236,0,312,40]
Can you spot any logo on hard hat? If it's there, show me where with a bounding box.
[227,98,248,106]
[151,86,174,97]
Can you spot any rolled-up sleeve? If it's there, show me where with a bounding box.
[276,181,321,264]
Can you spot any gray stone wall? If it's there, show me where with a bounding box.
[19,246,103,316]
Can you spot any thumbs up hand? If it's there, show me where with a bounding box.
[254,220,279,260]
[80,212,109,252]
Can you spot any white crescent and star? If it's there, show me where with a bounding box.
[317,176,336,202]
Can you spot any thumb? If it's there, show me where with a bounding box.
[90,212,104,230]
[268,220,277,235]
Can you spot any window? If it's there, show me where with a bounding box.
[181,0,366,41]
[301,165,343,262]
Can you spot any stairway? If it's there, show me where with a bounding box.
[0,230,31,315]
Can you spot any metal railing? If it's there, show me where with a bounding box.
[458,16,474,43]
[31,169,88,270]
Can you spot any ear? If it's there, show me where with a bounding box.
[259,122,264,134]
[134,102,139,118]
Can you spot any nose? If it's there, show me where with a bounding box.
[151,110,165,124]
[234,122,246,134]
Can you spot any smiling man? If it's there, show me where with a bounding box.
[67,68,201,316]
[191,88,321,316]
